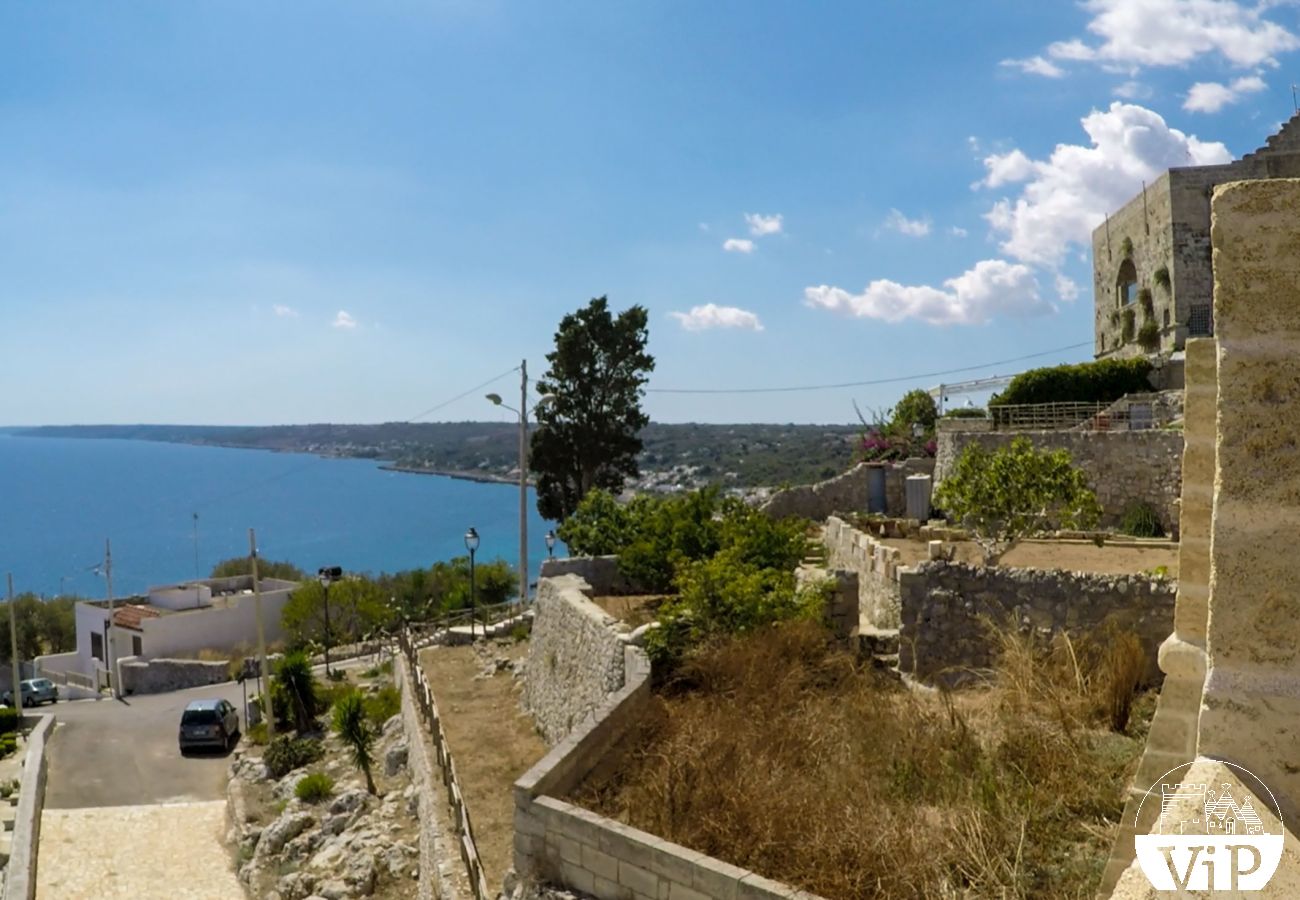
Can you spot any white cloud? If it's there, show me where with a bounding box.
[803,259,1050,326]
[1113,80,1153,99]
[722,238,755,254]
[1000,55,1066,77]
[980,149,1036,188]
[669,303,764,332]
[1043,0,1299,70]
[744,213,783,236]
[883,209,932,238]
[272,304,299,318]
[1184,74,1268,111]
[949,226,969,238]
[1055,273,1081,303]
[979,102,1231,267]
[698,222,711,232]
[332,310,358,329]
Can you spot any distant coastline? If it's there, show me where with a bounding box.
[378,464,517,485]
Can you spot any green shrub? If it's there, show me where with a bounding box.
[1120,236,1134,258]
[294,772,335,804]
[1138,288,1154,317]
[1122,308,1136,343]
[942,407,987,419]
[1154,265,1171,289]
[274,651,320,733]
[1137,319,1160,352]
[1119,501,1164,538]
[246,721,269,745]
[263,735,324,778]
[364,686,401,729]
[0,706,19,735]
[0,736,15,758]
[990,358,1153,407]
[379,660,393,675]
[326,667,347,682]
[316,680,356,712]
[360,666,380,679]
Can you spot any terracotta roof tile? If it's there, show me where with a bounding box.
[112,605,161,630]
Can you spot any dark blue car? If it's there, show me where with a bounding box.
[178,698,239,753]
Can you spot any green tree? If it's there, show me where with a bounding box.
[274,651,319,733]
[332,691,377,794]
[0,595,78,663]
[282,577,389,649]
[530,296,656,521]
[933,437,1102,564]
[210,556,305,582]
[886,389,938,440]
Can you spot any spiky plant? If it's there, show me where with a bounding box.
[276,651,318,734]
[332,691,377,794]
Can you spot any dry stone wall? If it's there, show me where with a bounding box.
[761,459,935,521]
[118,657,230,695]
[822,516,908,629]
[933,427,1183,536]
[537,557,636,597]
[523,575,633,746]
[898,561,1176,686]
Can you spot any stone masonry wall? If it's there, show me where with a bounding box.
[823,515,908,629]
[761,459,935,521]
[537,557,637,597]
[898,561,1176,686]
[523,575,633,746]
[933,428,1184,536]
[118,657,230,695]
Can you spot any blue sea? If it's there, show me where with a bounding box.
[0,433,560,598]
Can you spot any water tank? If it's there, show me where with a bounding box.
[905,474,933,521]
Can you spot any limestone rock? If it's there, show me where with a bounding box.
[259,810,316,857]
[384,741,408,777]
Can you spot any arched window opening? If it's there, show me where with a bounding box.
[1116,259,1137,308]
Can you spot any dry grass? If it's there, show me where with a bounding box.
[571,621,1153,899]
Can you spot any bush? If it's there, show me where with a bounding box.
[1121,308,1136,343]
[1119,501,1164,538]
[0,706,20,735]
[990,357,1152,407]
[1138,287,1154,317]
[263,735,324,778]
[364,686,401,729]
[294,772,335,804]
[246,722,269,745]
[0,736,15,758]
[316,680,356,712]
[942,407,987,419]
[1137,319,1160,352]
[1154,265,1171,289]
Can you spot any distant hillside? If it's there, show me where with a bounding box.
[17,422,862,490]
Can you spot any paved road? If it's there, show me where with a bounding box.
[44,680,246,809]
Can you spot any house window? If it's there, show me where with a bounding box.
[1117,259,1138,307]
[132,635,143,657]
[91,631,103,662]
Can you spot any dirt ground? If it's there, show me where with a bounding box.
[419,640,547,889]
[591,595,665,626]
[882,537,1179,577]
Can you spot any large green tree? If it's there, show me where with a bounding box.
[0,595,77,663]
[530,296,655,521]
[210,556,305,582]
[281,577,389,649]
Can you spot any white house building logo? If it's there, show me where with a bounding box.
[1133,761,1285,891]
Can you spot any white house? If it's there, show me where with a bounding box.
[38,574,299,686]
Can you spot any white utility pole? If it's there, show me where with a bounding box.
[518,358,529,606]
[7,575,20,709]
[249,529,276,739]
[104,539,119,699]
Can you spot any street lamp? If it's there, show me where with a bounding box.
[317,566,343,677]
[488,367,555,607]
[464,528,479,639]
[545,530,557,560]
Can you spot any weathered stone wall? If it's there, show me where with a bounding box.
[761,459,935,522]
[118,657,230,695]
[898,561,1176,686]
[933,427,1184,536]
[537,557,636,597]
[523,576,632,745]
[4,714,53,900]
[822,516,908,629]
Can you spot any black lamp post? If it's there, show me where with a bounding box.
[464,527,479,639]
[545,530,557,560]
[318,566,342,676]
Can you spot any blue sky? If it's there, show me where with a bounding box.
[2,1,1296,425]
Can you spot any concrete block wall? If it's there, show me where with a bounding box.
[823,515,908,629]
[898,561,1176,687]
[933,428,1184,536]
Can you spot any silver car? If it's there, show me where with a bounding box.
[2,678,58,707]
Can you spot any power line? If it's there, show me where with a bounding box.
[645,341,1092,395]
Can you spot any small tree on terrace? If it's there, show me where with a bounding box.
[333,691,377,794]
[934,437,1102,565]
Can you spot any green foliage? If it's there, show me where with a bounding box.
[933,437,1102,564]
[886,389,938,440]
[1153,265,1171,289]
[0,706,19,735]
[942,407,987,419]
[1121,308,1136,343]
[553,489,634,556]
[530,296,656,522]
[1137,319,1160,352]
[274,651,319,733]
[332,692,377,794]
[294,772,335,804]
[315,678,355,712]
[1138,288,1154,317]
[1119,501,1164,538]
[0,594,78,664]
[990,358,1152,407]
[377,556,517,622]
[282,577,389,650]
[210,557,304,582]
[364,686,401,729]
[264,735,324,778]
[0,735,15,758]
[1120,236,1134,258]
[246,721,269,745]
[644,552,827,668]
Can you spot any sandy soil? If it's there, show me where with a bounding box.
[881,537,1179,577]
[591,595,666,627]
[419,641,546,889]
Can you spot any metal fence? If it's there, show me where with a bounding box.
[990,402,1110,431]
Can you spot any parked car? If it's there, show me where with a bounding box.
[2,678,58,707]
[178,698,240,753]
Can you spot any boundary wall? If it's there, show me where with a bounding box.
[823,515,909,629]
[3,715,54,900]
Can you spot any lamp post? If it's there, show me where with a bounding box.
[545,530,557,560]
[317,566,342,677]
[488,364,554,607]
[464,528,479,639]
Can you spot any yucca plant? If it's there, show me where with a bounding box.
[276,651,319,734]
[332,691,377,794]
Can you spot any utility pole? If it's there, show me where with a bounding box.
[519,358,529,606]
[104,539,118,699]
[192,512,201,578]
[7,575,20,709]
[249,529,276,739]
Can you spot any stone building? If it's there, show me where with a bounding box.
[1093,113,1300,359]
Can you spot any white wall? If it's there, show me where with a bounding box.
[138,586,294,658]
[147,584,211,611]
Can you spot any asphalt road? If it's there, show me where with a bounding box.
[44,679,248,809]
